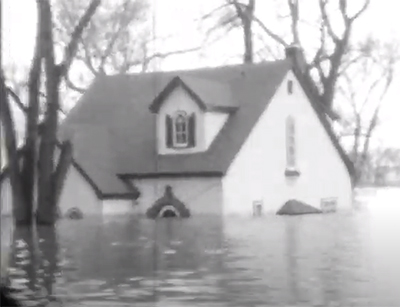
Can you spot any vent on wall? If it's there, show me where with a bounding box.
[253,200,263,217]
[320,198,337,213]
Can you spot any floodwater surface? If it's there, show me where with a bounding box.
[5,187,400,306]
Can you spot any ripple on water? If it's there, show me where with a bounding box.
[5,191,400,306]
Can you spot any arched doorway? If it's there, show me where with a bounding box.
[146,185,191,219]
[158,205,180,218]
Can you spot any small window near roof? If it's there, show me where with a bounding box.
[287,80,293,94]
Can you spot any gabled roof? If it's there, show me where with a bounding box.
[149,76,238,113]
[60,60,354,195]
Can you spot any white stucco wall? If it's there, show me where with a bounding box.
[133,177,223,216]
[58,165,101,216]
[102,199,135,215]
[223,71,353,215]
[204,112,229,149]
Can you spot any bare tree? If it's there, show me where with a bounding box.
[0,0,101,225]
[203,0,371,112]
[54,0,201,95]
[338,38,399,183]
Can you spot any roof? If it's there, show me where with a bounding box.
[149,76,238,113]
[60,59,354,195]
[0,144,138,200]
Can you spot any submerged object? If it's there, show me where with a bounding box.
[65,207,84,220]
[146,185,191,219]
[277,199,322,215]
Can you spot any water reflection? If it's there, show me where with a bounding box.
[4,188,400,306]
[285,217,299,304]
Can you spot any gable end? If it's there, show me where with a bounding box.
[292,69,355,181]
[149,76,207,113]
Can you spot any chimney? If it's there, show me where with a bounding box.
[285,44,306,73]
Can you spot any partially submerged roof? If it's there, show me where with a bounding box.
[60,59,354,195]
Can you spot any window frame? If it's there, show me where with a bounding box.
[173,111,189,147]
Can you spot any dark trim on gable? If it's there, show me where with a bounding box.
[149,76,238,114]
[69,160,103,199]
[291,69,355,182]
[119,171,224,179]
[149,76,206,113]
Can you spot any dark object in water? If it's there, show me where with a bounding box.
[65,207,84,220]
[1,286,21,306]
[161,208,178,218]
[146,185,190,219]
[277,199,322,215]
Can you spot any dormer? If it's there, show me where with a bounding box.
[149,76,238,155]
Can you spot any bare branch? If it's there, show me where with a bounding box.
[124,46,202,73]
[287,0,300,44]
[252,15,288,47]
[64,73,86,94]
[319,0,339,42]
[6,87,27,112]
[201,3,231,21]
[58,0,101,77]
[349,0,370,21]
[79,40,99,76]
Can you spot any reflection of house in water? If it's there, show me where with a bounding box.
[285,219,300,304]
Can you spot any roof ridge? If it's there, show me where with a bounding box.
[107,59,289,79]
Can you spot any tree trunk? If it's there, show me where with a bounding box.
[36,0,62,225]
[243,16,253,64]
[20,3,43,224]
[0,73,31,224]
[242,0,255,64]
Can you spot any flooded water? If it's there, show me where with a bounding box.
[4,187,400,306]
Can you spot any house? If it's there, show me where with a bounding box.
[1,46,354,217]
[0,145,139,217]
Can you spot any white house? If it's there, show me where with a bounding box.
[1,46,354,218]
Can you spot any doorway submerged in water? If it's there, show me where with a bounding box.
[146,186,191,219]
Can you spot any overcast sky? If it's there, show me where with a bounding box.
[2,0,400,148]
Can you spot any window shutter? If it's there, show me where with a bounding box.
[188,113,196,147]
[166,115,173,148]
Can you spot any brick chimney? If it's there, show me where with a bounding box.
[285,44,306,73]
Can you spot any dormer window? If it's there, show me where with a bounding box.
[166,111,196,149]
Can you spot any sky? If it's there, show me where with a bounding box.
[2,0,400,148]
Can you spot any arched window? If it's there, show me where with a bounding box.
[286,116,296,168]
[165,111,196,149]
[174,112,188,146]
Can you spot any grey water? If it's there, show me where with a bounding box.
[5,187,400,306]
